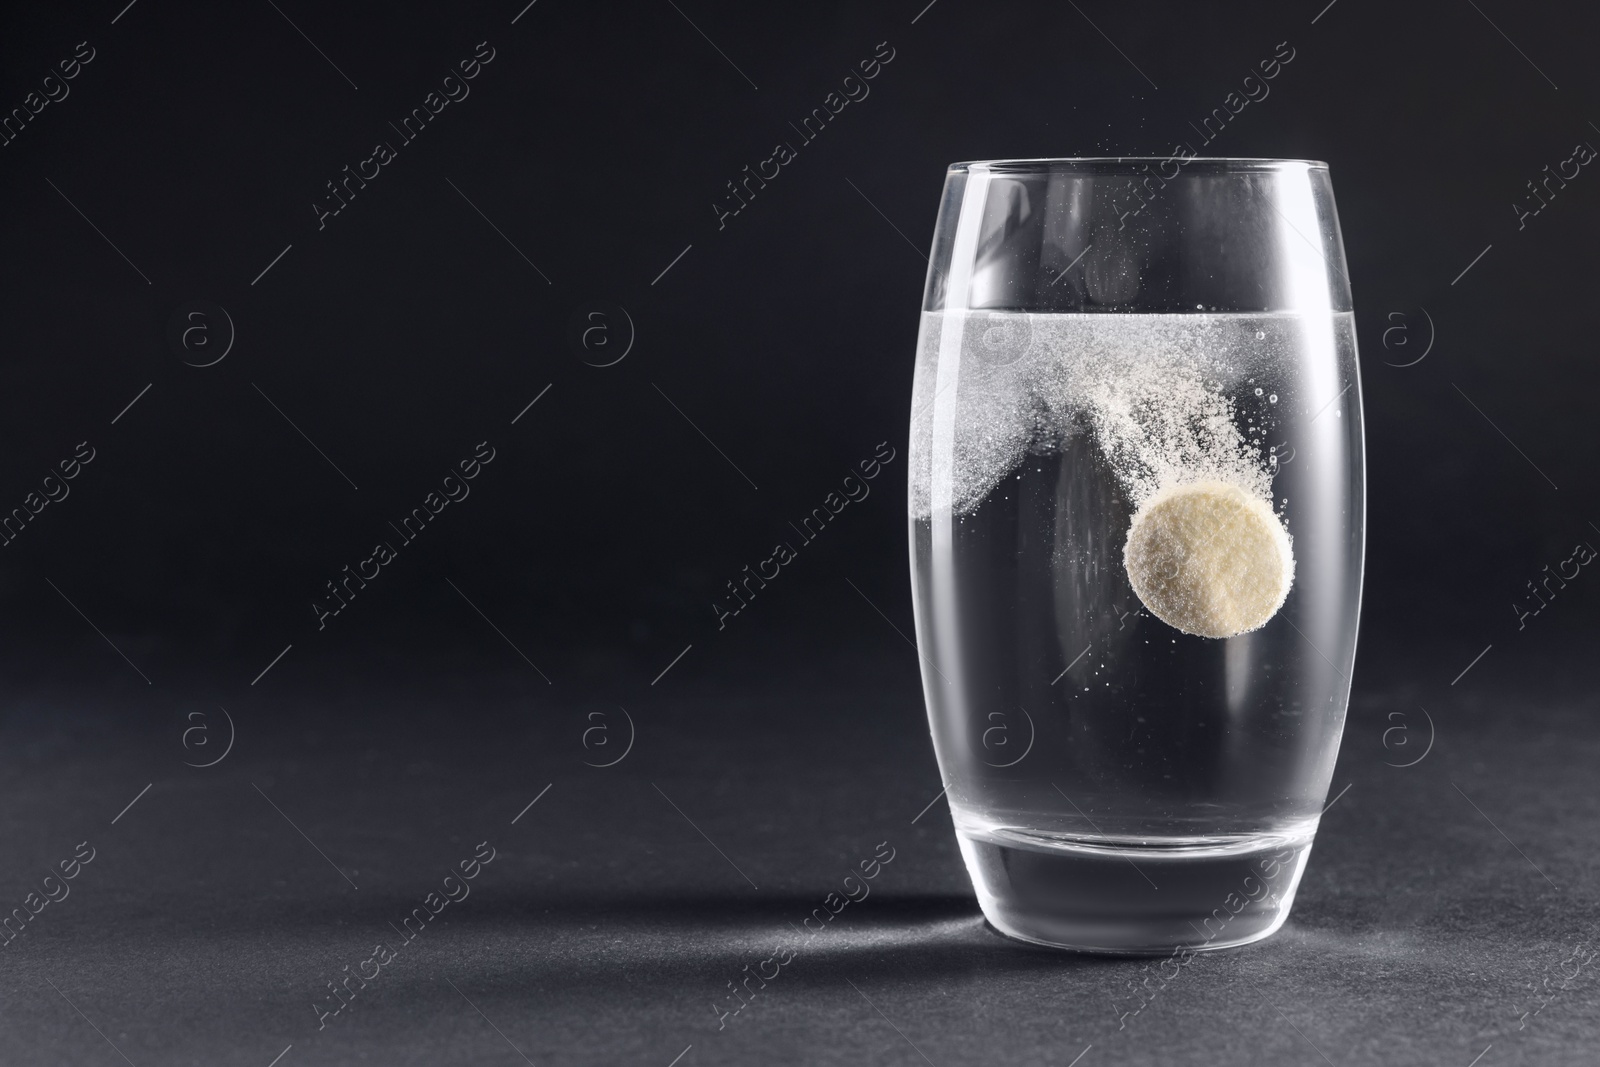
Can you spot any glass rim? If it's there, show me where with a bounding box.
[949,156,1329,172]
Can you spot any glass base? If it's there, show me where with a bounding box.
[956,827,1313,955]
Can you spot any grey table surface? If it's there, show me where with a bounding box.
[1,636,1595,1067]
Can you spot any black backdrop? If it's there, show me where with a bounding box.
[3,2,1599,1064]
[2,0,1596,689]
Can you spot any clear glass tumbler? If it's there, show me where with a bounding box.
[908,158,1364,953]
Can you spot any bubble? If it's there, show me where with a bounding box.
[1269,394,1278,403]
[1254,387,1264,396]
[911,312,1278,523]
[1256,330,1266,340]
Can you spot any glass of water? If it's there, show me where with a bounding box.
[908,158,1364,953]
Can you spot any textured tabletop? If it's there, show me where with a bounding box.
[2,636,1594,1067]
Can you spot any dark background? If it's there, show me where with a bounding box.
[1,1,1597,1065]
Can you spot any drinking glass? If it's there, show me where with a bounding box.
[907,158,1364,953]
